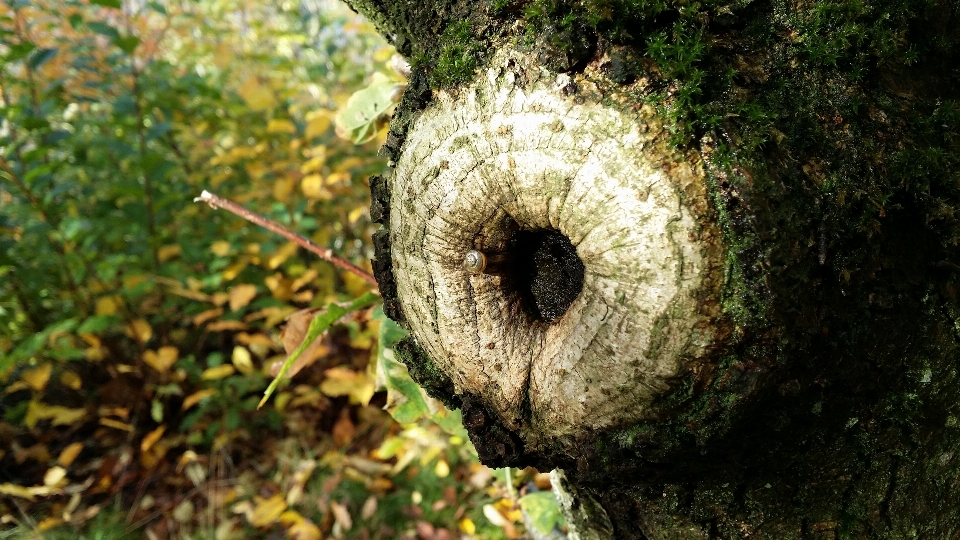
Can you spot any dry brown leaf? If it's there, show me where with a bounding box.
[332,411,355,447]
[416,521,436,539]
[193,308,224,326]
[286,459,317,506]
[273,308,328,378]
[361,496,378,520]
[206,320,247,332]
[329,501,352,531]
[99,418,134,432]
[229,284,258,311]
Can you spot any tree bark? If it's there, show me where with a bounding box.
[349,0,960,536]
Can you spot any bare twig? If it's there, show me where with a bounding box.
[194,190,379,289]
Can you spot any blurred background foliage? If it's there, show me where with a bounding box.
[0,0,555,538]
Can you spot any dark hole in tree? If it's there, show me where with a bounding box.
[507,229,585,323]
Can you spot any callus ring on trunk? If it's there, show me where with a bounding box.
[464,250,487,274]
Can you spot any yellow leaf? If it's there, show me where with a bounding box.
[99,418,134,432]
[211,241,232,257]
[143,346,179,373]
[126,319,152,344]
[85,346,106,361]
[299,156,325,174]
[222,260,249,281]
[249,494,287,527]
[273,176,296,202]
[60,371,82,390]
[95,296,120,316]
[265,274,295,302]
[301,174,328,199]
[325,172,351,186]
[267,119,297,134]
[0,483,48,500]
[43,466,67,487]
[239,77,276,111]
[140,425,166,453]
[246,161,268,179]
[213,42,234,68]
[267,242,299,270]
[158,244,182,262]
[319,367,375,406]
[232,346,255,375]
[25,402,86,428]
[21,363,52,391]
[79,333,101,347]
[57,442,84,466]
[287,518,322,540]
[459,518,477,535]
[348,206,365,224]
[435,459,450,478]
[290,269,319,293]
[305,113,331,139]
[181,389,216,410]
[279,510,304,527]
[229,284,258,311]
[37,516,63,531]
[201,365,235,380]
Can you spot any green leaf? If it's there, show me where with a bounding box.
[87,21,120,40]
[146,1,167,15]
[334,73,403,144]
[518,491,565,535]
[373,309,435,424]
[68,14,84,29]
[77,314,118,333]
[0,318,79,373]
[115,36,140,54]
[90,0,122,8]
[27,48,58,70]
[258,292,380,408]
[6,42,36,62]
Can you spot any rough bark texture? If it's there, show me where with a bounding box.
[349,0,960,536]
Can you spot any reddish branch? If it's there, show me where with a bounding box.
[194,190,379,289]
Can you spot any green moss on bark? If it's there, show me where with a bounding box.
[360,0,960,533]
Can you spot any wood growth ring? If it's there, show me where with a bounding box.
[388,47,724,449]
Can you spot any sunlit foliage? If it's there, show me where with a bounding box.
[0,0,538,537]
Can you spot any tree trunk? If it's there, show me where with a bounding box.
[348,0,960,536]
